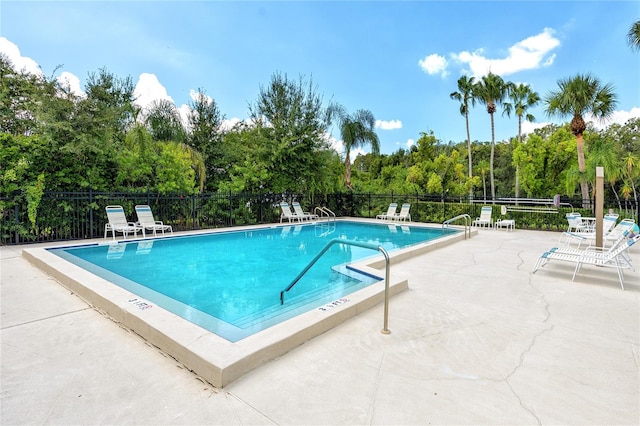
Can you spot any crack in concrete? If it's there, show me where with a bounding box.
[367,351,387,425]
[223,390,278,425]
[0,307,92,330]
[492,268,555,423]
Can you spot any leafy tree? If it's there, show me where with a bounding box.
[155,142,197,194]
[248,72,334,194]
[513,125,577,198]
[0,54,43,136]
[116,124,156,189]
[503,83,540,198]
[450,76,476,197]
[586,135,624,209]
[474,72,508,200]
[628,19,640,51]
[82,67,136,143]
[621,153,639,213]
[186,88,225,190]
[544,73,618,206]
[328,104,380,189]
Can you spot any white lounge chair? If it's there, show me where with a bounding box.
[565,213,590,233]
[560,215,628,248]
[280,202,302,223]
[393,203,411,222]
[104,205,143,240]
[472,206,493,228]
[532,232,638,290]
[376,203,398,220]
[135,205,173,237]
[292,202,318,221]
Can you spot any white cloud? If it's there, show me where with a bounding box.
[450,28,560,78]
[521,120,550,135]
[57,71,84,98]
[1,37,85,99]
[406,138,415,148]
[189,89,212,104]
[586,107,640,129]
[350,146,367,161]
[375,119,402,130]
[177,104,191,128]
[418,53,448,78]
[220,117,243,132]
[133,73,174,109]
[0,37,42,76]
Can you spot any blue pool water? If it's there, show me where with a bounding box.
[50,221,456,341]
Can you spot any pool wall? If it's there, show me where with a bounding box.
[22,219,470,387]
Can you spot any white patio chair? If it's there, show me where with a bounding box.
[280,202,302,223]
[292,202,318,221]
[104,205,143,240]
[392,203,412,222]
[135,205,173,237]
[376,203,398,220]
[472,206,493,228]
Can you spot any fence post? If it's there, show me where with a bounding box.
[192,193,196,230]
[14,194,19,244]
[229,191,233,226]
[89,188,94,239]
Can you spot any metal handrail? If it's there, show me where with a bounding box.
[314,206,336,221]
[443,214,471,239]
[280,238,392,334]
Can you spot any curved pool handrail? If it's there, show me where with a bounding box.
[314,206,336,221]
[443,214,471,239]
[280,238,392,334]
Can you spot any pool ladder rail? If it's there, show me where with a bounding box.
[442,214,472,240]
[280,238,392,335]
[314,206,336,221]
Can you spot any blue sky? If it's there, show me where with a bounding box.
[1,1,639,157]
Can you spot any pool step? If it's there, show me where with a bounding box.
[232,267,377,329]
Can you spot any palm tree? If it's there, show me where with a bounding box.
[628,19,640,51]
[328,104,380,189]
[503,83,540,199]
[474,72,507,200]
[143,99,186,143]
[586,138,624,210]
[544,73,618,206]
[450,75,476,198]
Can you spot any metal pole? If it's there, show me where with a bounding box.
[596,167,604,248]
[379,247,391,335]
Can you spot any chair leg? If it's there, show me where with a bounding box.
[617,266,625,290]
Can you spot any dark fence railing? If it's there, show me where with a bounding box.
[1,190,637,245]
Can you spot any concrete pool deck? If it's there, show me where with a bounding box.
[2,227,639,424]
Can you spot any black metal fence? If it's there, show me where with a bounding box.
[1,190,637,245]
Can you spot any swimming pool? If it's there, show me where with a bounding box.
[24,219,467,387]
[48,221,456,342]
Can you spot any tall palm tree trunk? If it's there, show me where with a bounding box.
[576,133,590,207]
[515,118,522,201]
[490,113,496,200]
[465,113,473,198]
[345,148,352,189]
